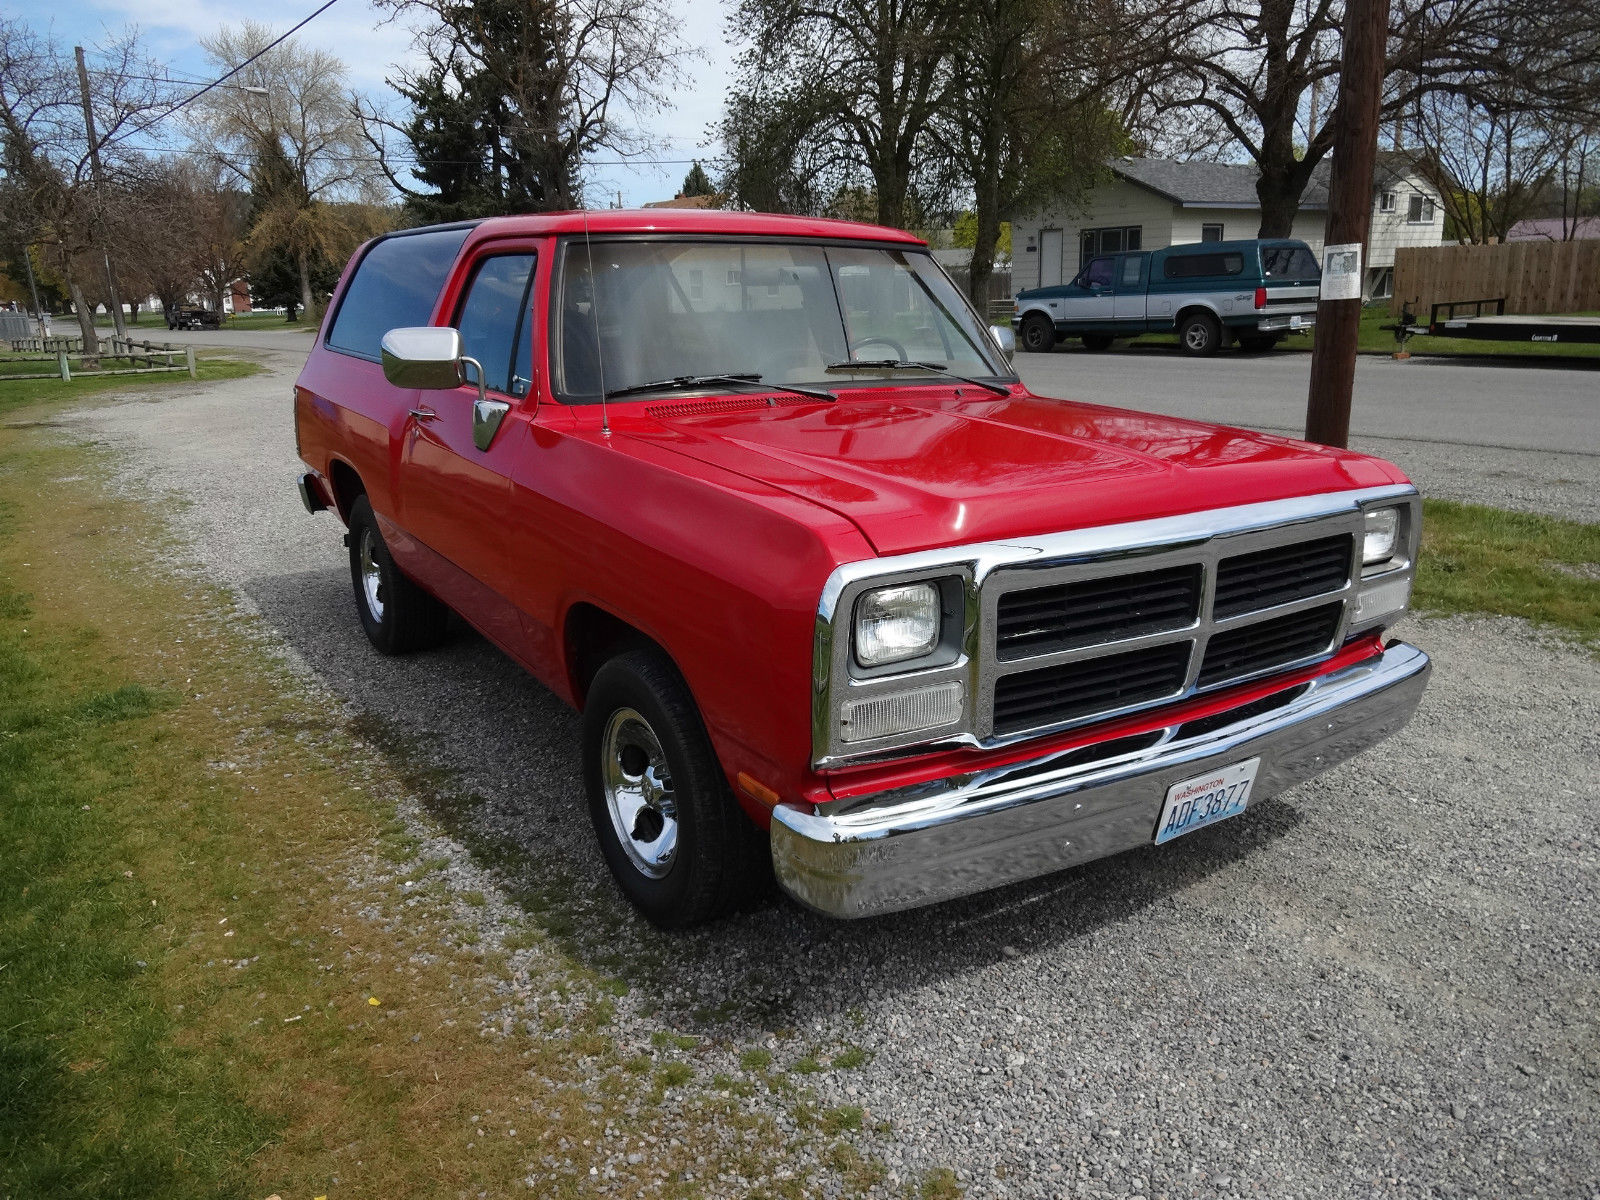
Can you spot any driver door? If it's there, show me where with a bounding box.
[395,249,538,647]
[1054,256,1116,326]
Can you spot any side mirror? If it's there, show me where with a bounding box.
[989,324,1016,364]
[379,325,511,452]
[380,326,466,390]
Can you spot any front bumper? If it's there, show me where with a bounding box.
[771,641,1430,918]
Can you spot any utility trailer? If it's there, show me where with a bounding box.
[1389,297,1600,347]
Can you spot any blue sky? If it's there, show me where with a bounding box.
[10,0,735,207]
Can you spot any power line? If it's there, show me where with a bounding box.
[117,141,716,169]
[110,0,343,147]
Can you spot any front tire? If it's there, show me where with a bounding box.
[1019,313,1055,353]
[1178,312,1223,357]
[583,648,768,927]
[346,495,449,654]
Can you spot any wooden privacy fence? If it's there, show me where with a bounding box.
[1392,240,1600,316]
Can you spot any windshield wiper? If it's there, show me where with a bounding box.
[605,372,836,403]
[823,358,1011,398]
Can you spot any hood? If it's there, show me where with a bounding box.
[618,387,1408,556]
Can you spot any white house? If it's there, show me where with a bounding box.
[1013,153,1444,300]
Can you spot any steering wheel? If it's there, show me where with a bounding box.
[847,335,907,361]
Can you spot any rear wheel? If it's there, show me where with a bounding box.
[583,648,769,927]
[1238,333,1281,353]
[1019,313,1055,353]
[1178,311,1223,357]
[1081,333,1115,352]
[346,495,449,654]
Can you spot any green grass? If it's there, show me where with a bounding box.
[1415,500,1600,651]
[89,311,309,330]
[0,356,260,417]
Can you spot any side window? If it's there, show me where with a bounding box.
[1262,246,1320,280]
[1075,257,1114,289]
[1163,252,1245,280]
[455,253,537,397]
[327,227,471,360]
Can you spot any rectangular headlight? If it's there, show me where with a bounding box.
[854,583,941,668]
[1363,507,1400,566]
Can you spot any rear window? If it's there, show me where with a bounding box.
[326,226,472,360]
[1262,245,1320,279]
[1163,252,1245,280]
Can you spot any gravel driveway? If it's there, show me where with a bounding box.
[58,351,1600,1199]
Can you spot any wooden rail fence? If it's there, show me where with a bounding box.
[3,335,196,381]
[1392,240,1600,317]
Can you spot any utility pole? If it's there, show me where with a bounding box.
[19,245,45,328]
[1304,0,1390,448]
[74,45,128,338]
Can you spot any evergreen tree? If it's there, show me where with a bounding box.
[680,160,713,197]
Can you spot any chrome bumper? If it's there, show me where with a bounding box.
[1257,313,1316,332]
[771,641,1430,918]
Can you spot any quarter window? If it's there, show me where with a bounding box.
[455,253,538,396]
[327,226,471,360]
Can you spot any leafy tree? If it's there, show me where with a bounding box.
[365,0,687,217]
[680,160,713,197]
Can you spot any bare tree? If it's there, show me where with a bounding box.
[361,0,687,217]
[721,0,962,228]
[1410,87,1552,242]
[192,23,377,317]
[1115,0,1600,237]
[0,21,173,357]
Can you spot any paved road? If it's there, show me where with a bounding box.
[1014,345,1600,523]
[55,346,1600,1198]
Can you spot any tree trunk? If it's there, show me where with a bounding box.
[967,163,1003,313]
[65,269,100,366]
[296,247,314,322]
[1256,165,1305,238]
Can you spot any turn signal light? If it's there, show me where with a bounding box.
[1254,286,1267,310]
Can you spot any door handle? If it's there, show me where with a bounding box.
[408,406,440,422]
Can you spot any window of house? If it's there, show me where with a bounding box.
[1201,223,1224,242]
[1407,195,1436,223]
[1380,191,1397,213]
[1079,226,1142,266]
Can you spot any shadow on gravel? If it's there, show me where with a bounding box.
[245,562,1305,1034]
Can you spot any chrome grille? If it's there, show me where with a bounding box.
[993,642,1191,735]
[1214,535,1352,619]
[995,564,1202,660]
[979,515,1361,741]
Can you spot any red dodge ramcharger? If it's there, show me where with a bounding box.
[293,210,1431,927]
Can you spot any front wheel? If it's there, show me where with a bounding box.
[1178,312,1223,357]
[1019,313,1055,353]
[346,496,449,654]
[583,648,768,927]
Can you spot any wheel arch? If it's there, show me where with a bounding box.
[564,601,683,712]
[326,457,366,523]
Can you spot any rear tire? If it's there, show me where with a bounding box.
[583,648,769,928]
[1019,313,1055,353]
[1178,311,1223,357]
[1081,334,1114,352]
[347,495,449,655]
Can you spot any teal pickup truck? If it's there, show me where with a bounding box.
[1013,238,1322,357]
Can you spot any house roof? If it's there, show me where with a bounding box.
[1507,216,1600,241]
[642,193,720,209]
[1111,158,1327,210]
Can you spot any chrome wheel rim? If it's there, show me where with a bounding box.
[601,707,678,879]
[359,527,384,622]
[1184,323,1209,351]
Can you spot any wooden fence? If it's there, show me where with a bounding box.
[3,335,195,381]
[1391,240,1600,316]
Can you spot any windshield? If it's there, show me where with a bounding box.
[553,238,1010,402]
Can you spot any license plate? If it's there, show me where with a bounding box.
[1155,758,1260,845]
[1289,315,1303,329]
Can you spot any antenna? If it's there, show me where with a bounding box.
[583,210,611,437]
